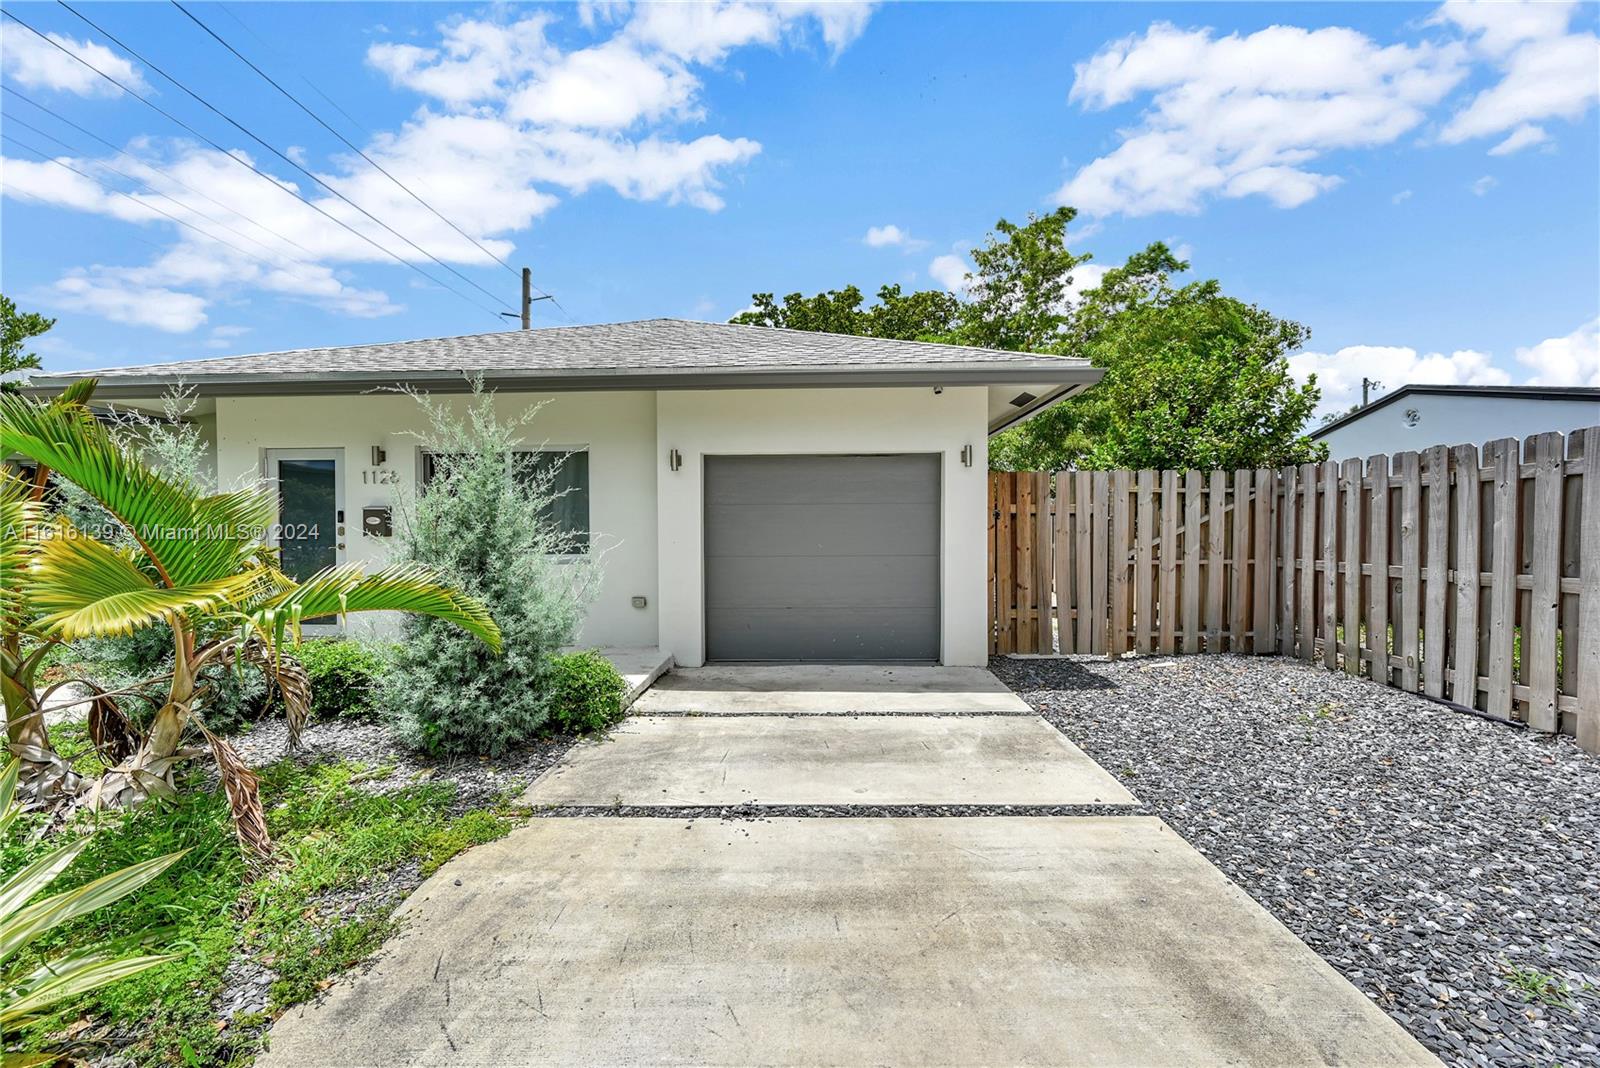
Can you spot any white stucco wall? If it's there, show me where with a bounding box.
[655,387,990,667]
[214,391,659,647]
[210,385,990,665]
[1316,393,1600,461]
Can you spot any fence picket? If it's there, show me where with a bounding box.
[1033,471,1053,654]
[1074,471,1093,654]
[1299,464,1317,663]
[1053,471,1073,654]
[1183,470,1203,654]
[1110,470,1133,657]
[1526,433,1562,732]
[1206,471,1226,651]
[1135,471,1155,654]
[1423,446,1451,697]
[1231,470,1250,652]
[1341,458,1363,674]
[1397,452,1422,690]
[1485,438,1519,720]
[1365,455,1391,684]
[1321,461,1339,670]
[1090,471,1111,655]
[1279,466,1297,656]
[1451,444,1482,707]
[1159,470,1179,655]
[1253,469,1274,654]
[1578,428,1600,752]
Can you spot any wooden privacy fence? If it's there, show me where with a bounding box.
[988,425,1600,752]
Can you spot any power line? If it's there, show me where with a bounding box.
[4,103,311,266]
[172,0,524,283]
[217,1,371,141]
[4,132,269,264]
[3,83,321,260]
[58,1,516,313]
[1,9,506,323]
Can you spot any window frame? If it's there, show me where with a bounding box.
[416,445,592,557]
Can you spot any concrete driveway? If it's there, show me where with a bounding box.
[262,665,1435,1067]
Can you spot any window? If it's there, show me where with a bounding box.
[420,448,590,553]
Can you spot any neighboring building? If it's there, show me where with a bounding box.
[24,319,1099,668]
[1312,384,1600,461]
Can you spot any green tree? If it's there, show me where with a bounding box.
[990,244,1327,471]
[1,295,54,393]
[733,210,1326,471]
[731,284,961,341]
[950,207,1089,353]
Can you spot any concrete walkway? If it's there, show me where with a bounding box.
[262,665,1436,1067]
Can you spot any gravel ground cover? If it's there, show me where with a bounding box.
[991,654,1600,1068]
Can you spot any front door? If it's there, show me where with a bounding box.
[265,449,344,632]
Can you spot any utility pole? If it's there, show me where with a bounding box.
[1362,377,1381,406]
[521,267,532,330]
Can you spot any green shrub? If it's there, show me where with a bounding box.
[384,386,598,757]
[292,640,389,720]
[547,650,627,734]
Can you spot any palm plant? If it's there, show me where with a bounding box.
[0,385,501,853]
[0,759,185,1049]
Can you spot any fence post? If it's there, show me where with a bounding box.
[1578,428,1600,753]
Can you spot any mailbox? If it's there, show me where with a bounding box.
[362,506,393,538]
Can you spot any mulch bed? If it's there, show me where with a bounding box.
[992,653,1600,1068]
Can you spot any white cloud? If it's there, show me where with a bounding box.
[48,268,209,333]
[2,4,872,333]
[864,224,924,249]
[1470,174,1497,195]
[1055,21,1468,216]
[1436,0,1600,148]
[1487,123,1549,155]
[1063,262,1110,304]
[1289,343,1511,417]
[1515,318,1600,386]
[928,253,972,294]
[0,26,149,97]
[1392,189,1414,204]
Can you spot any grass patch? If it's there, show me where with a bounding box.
[1502,961,1579,1009]
[4,740,519,1066]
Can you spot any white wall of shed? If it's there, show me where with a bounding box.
[1317,393,1600,461]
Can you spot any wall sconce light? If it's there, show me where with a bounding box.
[668,448,682,472]
[371,445,387,466]
[961,444,974,468]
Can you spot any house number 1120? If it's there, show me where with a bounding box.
[361,469,399,485]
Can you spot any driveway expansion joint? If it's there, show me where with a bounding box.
[632,708,1042,717]
[526,802,1150,819]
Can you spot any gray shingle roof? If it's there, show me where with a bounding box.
[63,318,1085,379]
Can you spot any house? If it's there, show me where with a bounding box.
[1313,384,1600,461]
[24,319,1099,668]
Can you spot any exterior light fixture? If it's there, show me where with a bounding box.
[668,448,682,471]
[961,445,974,468]
[371,445,387,465]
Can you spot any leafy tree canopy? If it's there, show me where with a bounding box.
[732,208,1327,471]
[1,294,54,394]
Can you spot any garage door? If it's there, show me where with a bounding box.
[704,454,940,662]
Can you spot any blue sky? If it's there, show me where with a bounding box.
[2,0,1596,416]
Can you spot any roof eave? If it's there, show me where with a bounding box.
[24,362,1102,400]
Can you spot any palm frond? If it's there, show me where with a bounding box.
[253,564,502,653]
[0,848,187,967]
[1,472,45,630]
[27,525,276,640]
[0,392,270,589]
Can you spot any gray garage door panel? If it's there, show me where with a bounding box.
[704,455,940,662]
